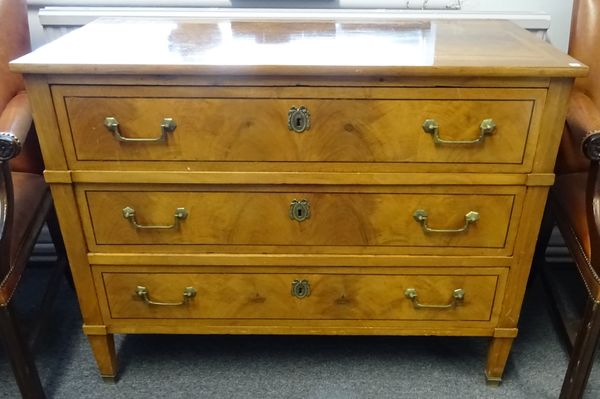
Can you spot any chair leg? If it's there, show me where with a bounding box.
[560,298,600,399]
[0,304,46,399]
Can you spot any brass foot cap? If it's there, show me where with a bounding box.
[486,378,502,387]
[101,376,117,384]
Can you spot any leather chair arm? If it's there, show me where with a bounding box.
[567,91,600,161]
[0,91,31,161]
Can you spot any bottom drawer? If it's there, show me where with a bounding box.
[98,269,502,321]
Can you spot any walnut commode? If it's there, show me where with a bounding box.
[10,18,586,382]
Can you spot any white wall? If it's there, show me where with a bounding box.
[460,0,573,51]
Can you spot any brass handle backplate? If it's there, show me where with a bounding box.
[104,116,176,142]
[291,279,311,299]
[422,118,496,145]
[289,199,311,222]
[135,285,196,306]
[122,206,188,230]
[404,288,465,309]
[288,106,311,133]
[413,209,479,234]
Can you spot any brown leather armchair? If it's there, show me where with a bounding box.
[0,1,67,398]
[542,0,600,398]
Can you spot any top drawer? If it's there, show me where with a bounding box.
[52,86,545,172]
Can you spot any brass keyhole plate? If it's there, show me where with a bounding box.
[289,199,311,222]
[287,106,311,133]
[291,279,311,299]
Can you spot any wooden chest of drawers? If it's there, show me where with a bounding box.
[11,18,586,383]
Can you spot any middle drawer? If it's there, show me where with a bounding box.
[78,186,523,256]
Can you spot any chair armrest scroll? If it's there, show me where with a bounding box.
[567,91,600,161]
[0,92,31,161]
[583,132,600,162]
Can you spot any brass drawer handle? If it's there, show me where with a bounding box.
[404,288,465,309]
[104,116,176,142]
[422,118,496,145]
[291,279,311,299]
[288,106,311,133]
[135,285,196,306]
[413,209,479,234]
[122,206,188,230]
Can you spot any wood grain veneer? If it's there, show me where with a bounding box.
[54,86,541,167]
[101,271,500,321]
[11,17,586,383]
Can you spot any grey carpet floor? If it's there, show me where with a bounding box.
[1,264,598,399]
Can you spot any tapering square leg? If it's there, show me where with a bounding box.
[87,334,118,379]
[485,337,514,384]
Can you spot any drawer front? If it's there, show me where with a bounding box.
[83,189,517,251]
[100,271,500,321]
[54,86,544,168]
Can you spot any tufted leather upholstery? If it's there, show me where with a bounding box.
[546,1,600,398]
[552,0,600,301]
[0,0,43,177]
[0,1,68,398]
[0,0,49,304]
[555,0,600,176]
[0,0,29,113]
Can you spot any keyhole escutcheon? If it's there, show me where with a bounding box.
[289,199,311,222]
[287,106,311,133]
[291,279,311,299]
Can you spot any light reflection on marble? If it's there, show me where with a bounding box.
[25,19,435,67]
[34,20,180,66]
[177,21,436,66]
